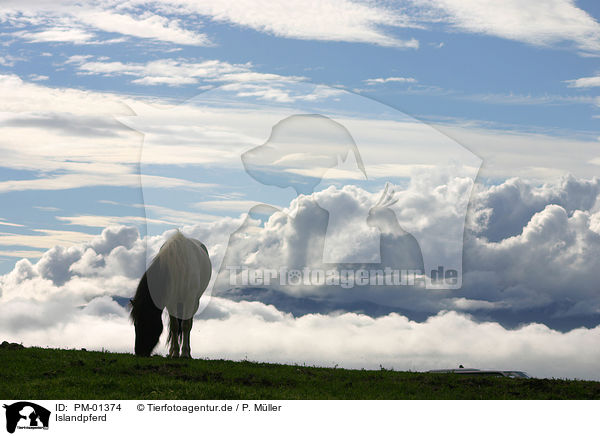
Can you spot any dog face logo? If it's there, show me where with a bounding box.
[3,402,50,433]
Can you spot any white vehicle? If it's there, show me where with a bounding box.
[428,368,530,378]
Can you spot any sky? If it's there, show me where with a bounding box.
[1,0,600,380]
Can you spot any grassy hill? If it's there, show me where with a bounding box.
[1,342,599,399]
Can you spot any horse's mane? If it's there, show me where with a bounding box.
[130,272,154,323]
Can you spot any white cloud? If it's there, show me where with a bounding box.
[0,250,45,258]
[131,0,420,48]
[0,172,213,194]
[0,229,98,250]
[0,75,225,193]
[194,175,600,323]
[28,74,49,82]
[1,3,210,46]
[73,58,259,86]
[74,10,210,46]
[14,27,96,44]
[0,55,22,67]
[56,215,149,228]
[431,120,600,180]
[54,211,204,230]
[0,226,145,299]
[565,75,600,88]
[33,206,61,212]
[0,220,24,227]
[0,74,132,114]
[461,176,600,315]
[364,77,417,85]
[142,204,223,226]
[193,200,266,212]
[216,82,343,103]
[214,72,305,83]
[415,0,600,53]
[468,175,600,241]
[195,302,600,380]
[66,56,309,88]
[465,205,600,309]
[64,54,93,65]
[458,91,597,106]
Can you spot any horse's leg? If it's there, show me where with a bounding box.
[181,318,193,358]
[168,315,180,358]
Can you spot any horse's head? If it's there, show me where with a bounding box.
[132,306,163,357]
[130,275,163,357]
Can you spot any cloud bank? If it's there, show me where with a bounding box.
[2,295,599,380]
[1,176,599,379]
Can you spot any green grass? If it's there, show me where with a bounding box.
[1,343,599,399]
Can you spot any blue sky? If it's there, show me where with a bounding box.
[1,0,599,274]
[3,1,600,131]
[1,1,600,378]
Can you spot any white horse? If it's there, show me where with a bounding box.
[130,231,211,358]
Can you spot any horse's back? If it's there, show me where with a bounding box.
[147,233,212,320]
